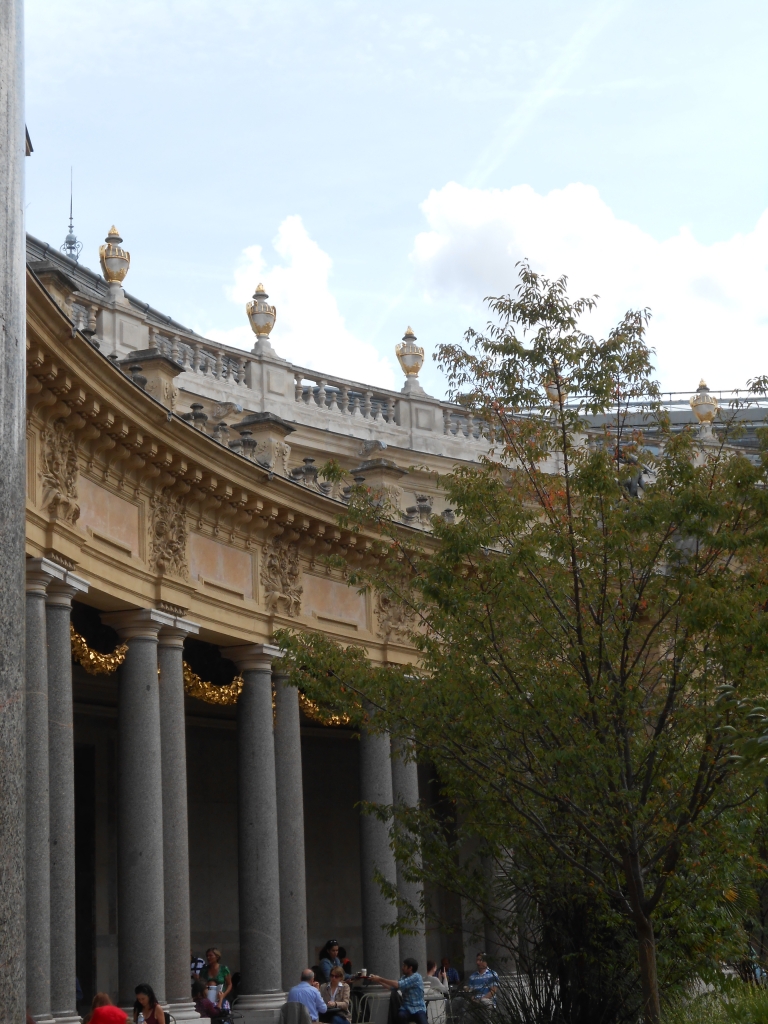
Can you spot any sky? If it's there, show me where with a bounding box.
[24,0,768,397]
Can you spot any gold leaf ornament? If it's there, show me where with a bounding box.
[70,623,128,675]
[183,661,243,705]
[298,692,350,727]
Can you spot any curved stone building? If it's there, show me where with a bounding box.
[24,229,489,1022]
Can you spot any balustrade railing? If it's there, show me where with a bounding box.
[293,369,397,423]
[292,368,487,439]
[141,331,489,442]
[149,328,248,385]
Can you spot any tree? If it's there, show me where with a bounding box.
[277,264,768,1023]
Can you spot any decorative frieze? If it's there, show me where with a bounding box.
[40,419,80,524]
[261,540,302,617]
[149,491,189,580]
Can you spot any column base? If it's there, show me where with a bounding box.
[167,1000,201,1020]
[234,991,286,1024]
[50,1014,81,1024]
[30,1015,56,1024]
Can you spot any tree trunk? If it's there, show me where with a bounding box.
[623,847,662,1024]
[636,912,661,1024]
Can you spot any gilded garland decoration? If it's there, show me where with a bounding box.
[183,662,244,705]
[298,693,350,727]
[70,624,348,721]
[70,624,128,675]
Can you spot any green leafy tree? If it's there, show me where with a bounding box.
[277,265,768,1023]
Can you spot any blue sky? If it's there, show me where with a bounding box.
[24,0,768,395]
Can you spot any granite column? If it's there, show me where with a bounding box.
[25,559,65,1022]
[0,1,28,1018]
[390,741,427,969]
[47,572,89,1024]
[158,621,200,1021]
[273,670,308,991]
[104,609,170,1008]
[228,644,285,1024]
[358,723,400,977]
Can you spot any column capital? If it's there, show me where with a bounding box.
[45,570,90,607]
[103,607,176,640]
[158,618,200,649]
[25,556,66,595]
[223,643,284,673]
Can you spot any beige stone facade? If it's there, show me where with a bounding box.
[25,237,479,1018]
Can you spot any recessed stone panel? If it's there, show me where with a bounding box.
[78,477,141,557]
[189,533,254,600]
[415,406,434,430]
[303,573,368,631]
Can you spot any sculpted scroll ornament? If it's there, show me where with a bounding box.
[149,491,189,580]
[261,541,302,617]
[375,590,417,643]
[40,419,80,524]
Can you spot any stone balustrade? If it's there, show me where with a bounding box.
[27,232,491,461]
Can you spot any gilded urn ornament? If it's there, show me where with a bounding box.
[689,379,718,423]
[246,283,277,337]
[689,379,719,439]
[395,327,424,377]
[99,226,130,285]
[544,376,568,403]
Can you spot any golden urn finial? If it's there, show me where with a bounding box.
[246,282,276,337]
[396,326,424,377]
[99,226,130,285]
[689,379,719,424]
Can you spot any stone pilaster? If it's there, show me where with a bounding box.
[158,621,200,1022]
[273,671,308,991]
[390,741,427,969]
[47,571,89,1024]
[103,608,173,1008]
[226,644,285,1024]
[0,2,27,1017]
[359,723,400,977]
[26,559,66,1023]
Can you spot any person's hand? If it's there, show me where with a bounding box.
[312,981,320,990]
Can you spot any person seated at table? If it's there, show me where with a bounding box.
[318,940,343,983]
[424,962,449,997]
[320,966,351,1024]
[200,947,233,1010]
[368,959,427,1024]
[439,959,460,987]
[467,953,499,1007]
[192,980,226,1019]
[84,993,127,1024]
[288,969,328,1022]
[338,946,352,977]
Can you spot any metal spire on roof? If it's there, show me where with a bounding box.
[60,168,82,262]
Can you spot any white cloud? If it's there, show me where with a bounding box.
[208,215,397,388]
[411,182,768,392]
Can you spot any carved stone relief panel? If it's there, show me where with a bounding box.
[149,490,189,580]
[254,437,291,475]
[40,419,80,524]
[144,376,179,411]
[261,539,302,616]
[375,590,417,642]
